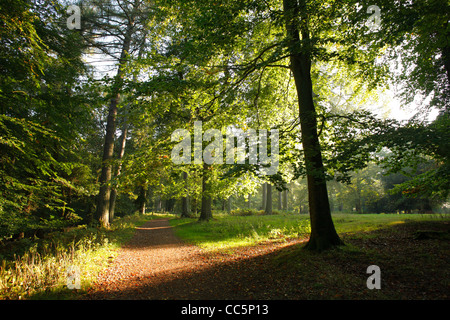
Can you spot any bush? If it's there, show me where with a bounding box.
[230,209,263,216]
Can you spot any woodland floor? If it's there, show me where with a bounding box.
[83,218,450,300]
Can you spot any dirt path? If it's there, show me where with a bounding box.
[85,219,299,300]
[84,219,450,300]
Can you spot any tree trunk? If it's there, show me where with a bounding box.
[181,171,190,217]
[96,95,119,227]
[283,0,342,251]
[265,184,273,215]
[137,186,147,215]
[278,190,282,210]
[156,195,162,212]
[199,163,212,221]
[109,33,146,222]
[109,124,128,222]
[283,186,288,211]
[96,15,134,228]
[261,183,267,210]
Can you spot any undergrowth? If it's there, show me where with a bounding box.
[0,213,162,299]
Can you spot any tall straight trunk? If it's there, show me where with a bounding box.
[265,184,273,215]
[96,93,120,227]
[109,124,128,222]
[261,183,267,210]
[156,195,162,212]
[283,186,288,211]
[199,162,212,221]
[96,15,135,228]
[137,186,147,215]
[181,171,190,217]
[109,33,146,222]
[278,191,283,210]
[283,0,342,251]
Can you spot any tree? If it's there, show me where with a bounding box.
[282,0,343,250]
[265,183,273,215]
[282,186,288,211]
[365,0,450,111]
[261,183,267,211]
[199,163,213,221]
[181,171,190,217]
[161,0,392,250]
[0,0,101,238]
[80,0,154,227]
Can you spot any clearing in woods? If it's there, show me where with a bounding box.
[84,215,450,300]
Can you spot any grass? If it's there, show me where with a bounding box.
[171,212,450,299]
[170,213,312,251]
[170,212,450,251]
[2,211,448,300]
[0,213,170,300]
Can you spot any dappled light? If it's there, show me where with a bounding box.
[83,216,450,300]
[1,0,449,305]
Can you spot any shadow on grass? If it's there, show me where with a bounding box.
[169,215,311,251]
[82,220,449,300]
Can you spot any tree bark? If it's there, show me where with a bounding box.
[156,195,162,212]
[109,32,146,222]
[261,183,267,210]
[282,185,288,211]
[199,163,212,221]
[181,171,190,217]
[265,184,273,215]
[283,0,342,251]
[95,11,135,228]
[137,186,147,215]
[109,124,128,222]
[278,190,282,210]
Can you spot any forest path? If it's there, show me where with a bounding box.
[85,218,299,299]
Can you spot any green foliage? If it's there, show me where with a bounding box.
[0,0,103,239]
[1,0,448,257]
[340,0,450,110]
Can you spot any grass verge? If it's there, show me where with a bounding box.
[170,212,449,251]
[0,213,170,299]
[170,213,311,251]
[171,212,450,299]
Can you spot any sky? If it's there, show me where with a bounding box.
[385,93,440,122]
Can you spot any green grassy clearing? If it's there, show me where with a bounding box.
[2,212,448,300]
[170,212,450,251]
[170,212,450,299]
[170,213,310,251]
